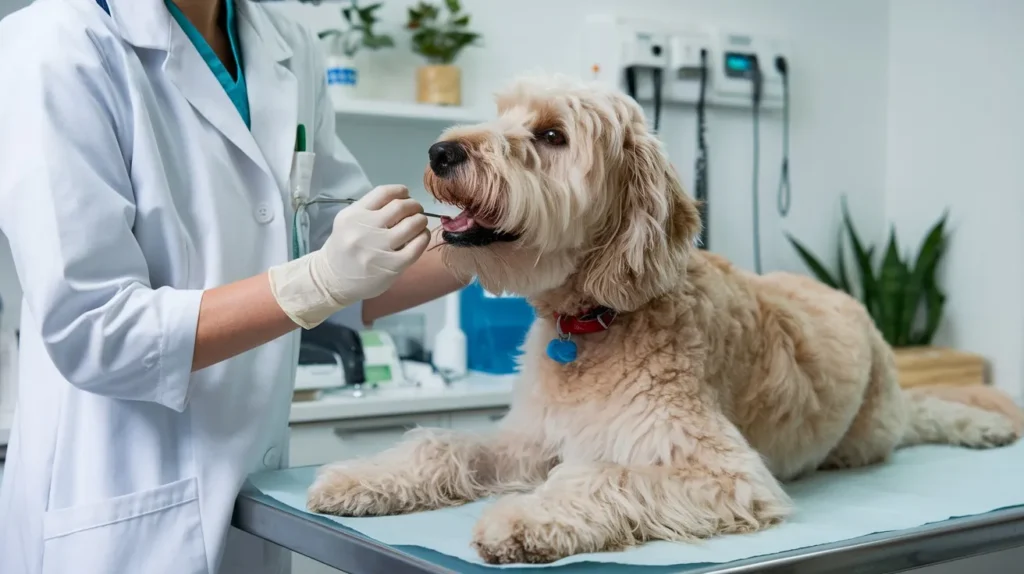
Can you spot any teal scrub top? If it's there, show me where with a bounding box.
[165,0,251,129]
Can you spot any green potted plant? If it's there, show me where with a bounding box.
[405,0,481,106]
[786,198,983,388]
[318,1,395,101]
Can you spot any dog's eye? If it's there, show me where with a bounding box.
[538,129,568,147]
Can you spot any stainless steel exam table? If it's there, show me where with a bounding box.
[231,476,1024,574]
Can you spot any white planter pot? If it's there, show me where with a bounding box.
[325,54,358,102]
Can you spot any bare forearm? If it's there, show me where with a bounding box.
[191,272,298,372]
[362,231,466,324]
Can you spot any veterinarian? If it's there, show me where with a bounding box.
[0,0,465,573]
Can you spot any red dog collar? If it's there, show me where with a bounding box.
[554,307,618,336]
[547,306,618,365]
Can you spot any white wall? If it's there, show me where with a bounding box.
[885,0,1024,400]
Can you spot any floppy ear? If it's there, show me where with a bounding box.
[578,128,702,311]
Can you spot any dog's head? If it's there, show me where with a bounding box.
[424,74,701,311]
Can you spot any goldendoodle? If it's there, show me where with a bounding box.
[307,74,1022,564]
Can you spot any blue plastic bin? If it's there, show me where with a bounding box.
[459,280,535,374]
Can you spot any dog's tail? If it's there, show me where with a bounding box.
[899,384,1023,448]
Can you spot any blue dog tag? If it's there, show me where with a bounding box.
[546,338,578,364]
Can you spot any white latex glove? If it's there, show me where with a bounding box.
[269,184,430,329]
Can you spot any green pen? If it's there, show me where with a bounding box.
[295,124,307,152]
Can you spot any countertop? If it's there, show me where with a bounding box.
[0,372,516,447]
[289,372,516,424]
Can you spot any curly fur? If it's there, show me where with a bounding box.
[307,74,1023,564]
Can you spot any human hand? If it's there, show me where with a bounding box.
[318,184,431,302]
[268,185,430,329]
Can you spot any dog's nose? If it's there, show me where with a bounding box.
[428,141,468,175]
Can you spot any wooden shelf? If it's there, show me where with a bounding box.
[333,98,489,125]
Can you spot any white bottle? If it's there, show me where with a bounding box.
[432,291,467,380]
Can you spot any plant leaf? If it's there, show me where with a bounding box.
[912,280,946,345]
[445,0,460,14]
[786,234,837,288]
[877,227,908,346]
[452,14,470,26]
[901,210,948,346]
[841,196,878,319]
[836,230,851,294]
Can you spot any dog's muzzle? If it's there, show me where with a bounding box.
[428,141,520,247]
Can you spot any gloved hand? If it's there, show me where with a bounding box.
[268,184,431,329]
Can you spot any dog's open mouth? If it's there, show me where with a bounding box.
[439,208,519,247]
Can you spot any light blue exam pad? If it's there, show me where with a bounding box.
[248,440,1024,570]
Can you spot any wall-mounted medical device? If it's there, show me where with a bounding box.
[581,15,789,111]
[581,15,795,271]
[711,30,787,109]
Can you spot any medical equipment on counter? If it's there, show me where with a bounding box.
[359,330,405,387]
[460,280,533,375]
[295,321,365,400]
[431,291,467,379]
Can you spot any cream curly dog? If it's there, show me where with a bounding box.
[307,74,1022,564]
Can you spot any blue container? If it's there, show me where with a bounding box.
[459,280,535,374]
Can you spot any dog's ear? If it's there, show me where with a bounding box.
[578,127,701,311]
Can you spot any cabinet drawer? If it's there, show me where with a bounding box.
[289,414,445,467]
[448,408,508,432]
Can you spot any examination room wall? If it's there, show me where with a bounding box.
[270,0,893,350]
[885,0,1024,403]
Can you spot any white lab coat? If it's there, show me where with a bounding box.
[0,0,369,572]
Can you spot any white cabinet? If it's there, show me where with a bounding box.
[288,413,446,468]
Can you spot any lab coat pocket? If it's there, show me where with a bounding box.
[41,476,209,574]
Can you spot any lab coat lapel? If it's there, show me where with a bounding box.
[238,4,298,197]
[162,18,274,180]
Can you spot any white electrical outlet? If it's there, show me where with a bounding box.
[664,31,715,104]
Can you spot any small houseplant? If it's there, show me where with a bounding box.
[318,1,395,100]
[406,0,481,106]
[787,198,985,388]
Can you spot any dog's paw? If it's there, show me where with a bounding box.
[471,495,585,565]
[955,411,1019,449]
[305,466,397,517]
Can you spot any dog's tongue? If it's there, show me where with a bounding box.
[441,211,476,233]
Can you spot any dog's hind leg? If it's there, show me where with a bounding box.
[471,420,791,564]
[307,426,554,517]
[820,335,908,470]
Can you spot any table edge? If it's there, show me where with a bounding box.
[233,484,1024,574]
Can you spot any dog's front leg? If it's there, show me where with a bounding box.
[471,419,792,564]
[307,425,554,517]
